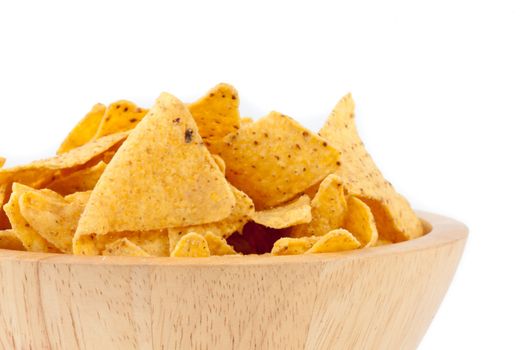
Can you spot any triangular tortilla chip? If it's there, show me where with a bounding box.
[57,103,106,154]
[345,195,378,247]
[251,195,311,229]
[75,92,235,238]
[0,229,25,251]
[219,111,341,209]
[188,83,240,153]
[204,232,237,256]
[103,238,151,257]
[93,100,148,139]
[271,236,318,256]
[47,161,106,196]
[168,185,254,248]
[171,232,210,257]
[3,184,60,252]
[19,189,90,253]
[291,175,347,237]
[74,230,169,256]
[306,228,360,254]
[319,94,424,242]
[0,131,128,188]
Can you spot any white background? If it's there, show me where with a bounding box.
[1,1,523,349]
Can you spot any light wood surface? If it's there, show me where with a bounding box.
[0,211,467,350]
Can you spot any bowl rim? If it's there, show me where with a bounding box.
[0,211,468,267]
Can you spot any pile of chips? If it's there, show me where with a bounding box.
[0,84,424,257]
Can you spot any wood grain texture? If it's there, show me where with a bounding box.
[0,211,467,350]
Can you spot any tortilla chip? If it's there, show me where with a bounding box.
[240,117,253,125]
[73,230,169,256]
[204,232,237,256]
[0,131,128,188]
[375,239,393,246]
[251,195,311,229]
[0,229,26,251]
[18,189,90,253]
[93,100,148,139]
[271,236,318,256]
[3,184,60,252]
[319,94,423,241]
[47,161,106,196]
[212,154,226,175]
[57,103,106,154]
[103,238,151,257]
[188,83,240,153]
[0,157,5,168]
[345,195,378,247]
[306,228,360,254]
[219,111,341,209]
[168,185,254,245]
[171,232,210,257]
[76,92,235,238]
[291,175,347,237]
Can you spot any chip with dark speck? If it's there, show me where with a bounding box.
[185,128,194,143]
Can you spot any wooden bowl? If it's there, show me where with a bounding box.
[0,211,467,350]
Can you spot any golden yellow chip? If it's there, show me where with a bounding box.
[171,232,210,257]
[75,92,235,238]
[212,154,226,175]
[319,94,423,242]
[374,239,393,246]
[3,184,59,252]
[291,175,347,237]
[0,229,26,251]
[0,157,5,168]
[103,238,151,257]
[57,103,106,154]
[47,161,106,196]
[0,131,128,188]
[73,230,169,257]
[168,185,254,242]
[219,111,341,209]
[18,189,90,254]
[271,236,318,256]
[306,228,361,254]
[345,195,378,247]
[93,100,148,139]
[240,117,253,125]
[188,83,240,153]
[204,232,237,256]
[251,195,311,229]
